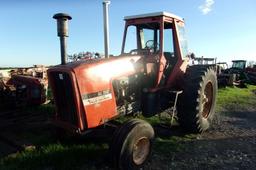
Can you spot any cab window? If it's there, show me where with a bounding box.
[163,22,175,59]
[177,24,189,58]
[123,22,160,54]
[124,26,137,53]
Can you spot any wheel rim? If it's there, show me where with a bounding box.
[132,137,150,165]
[202,81,213,118]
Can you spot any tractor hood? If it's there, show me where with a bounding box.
[51,54,144,94]
[70,55,143,93]
[48,55,144,128]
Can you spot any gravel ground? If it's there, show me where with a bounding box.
[146,109,256,170]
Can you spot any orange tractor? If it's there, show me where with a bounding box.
[48,11,217,169]
[0,74,46,109]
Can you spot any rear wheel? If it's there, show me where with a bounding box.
[177,66,217,133]
[109,119,154,170]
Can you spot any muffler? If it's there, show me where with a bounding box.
[53,13,72,65]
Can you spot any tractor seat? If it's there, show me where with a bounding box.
[164,52,177,64]
[164,52,177,71]
[161,52,178,85]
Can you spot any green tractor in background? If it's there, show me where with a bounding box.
[221,60,256,87]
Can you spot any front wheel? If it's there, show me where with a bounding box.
[109,119,154,170]
[177,66,218,133]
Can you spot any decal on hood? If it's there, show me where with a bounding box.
[82,90,112,106]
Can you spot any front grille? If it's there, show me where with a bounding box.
[49,71,78,126]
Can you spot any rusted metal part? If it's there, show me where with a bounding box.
[0,65,49,108]
[202,81,213,119]
[5,65,48,79]
[0,76,48,108]
[133,137,150,165]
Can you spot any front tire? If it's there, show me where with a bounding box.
[109,119,154,170]
[178,66,217,133]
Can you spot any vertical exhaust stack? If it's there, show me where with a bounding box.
[103,0,110,58]
[53,13,72,65]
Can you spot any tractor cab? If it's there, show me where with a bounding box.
[231,60,246,70]
[121,12,189,87]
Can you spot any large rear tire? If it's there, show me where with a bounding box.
[109,119,154,170]
[177,66,217,133]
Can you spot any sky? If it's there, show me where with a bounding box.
[0,0,255,67]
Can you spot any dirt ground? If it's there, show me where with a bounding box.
[146,110,256,170]
[0,101,256,169]
[0,109,49,158]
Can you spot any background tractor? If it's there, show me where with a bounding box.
[220,60,256,87]
[0,74,46,109]
[48,11,217,170]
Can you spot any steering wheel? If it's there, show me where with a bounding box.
[145,40,159,52]
[145,40,154,49]
[129,40,159,55]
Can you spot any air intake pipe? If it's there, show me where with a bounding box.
[103,0,110,58]
[53,13,72,65]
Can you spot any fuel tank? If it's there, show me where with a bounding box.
[48,55,143,130]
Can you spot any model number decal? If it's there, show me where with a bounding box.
[82,90,112,106]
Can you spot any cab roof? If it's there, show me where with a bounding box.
[232,60,246,62]
[124,11,184,22]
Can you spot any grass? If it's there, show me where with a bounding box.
[0,143,109,170]
[216,85,256,113]
[1,85,256,170]
[25,104,55,116]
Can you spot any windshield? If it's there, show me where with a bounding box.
[123,22,160,54]
[124,25,137,53]
[177,24,189,58]
[232,61,246,69]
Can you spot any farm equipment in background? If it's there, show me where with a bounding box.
[8,65,48,79]
[216,62,228,75]
[221,60,256,87]
[49,10,217,170]
[193,56,216,66]
[246,64,256,72]
[7,75,47,106]
[191,57,232,88]
[0,66,48,109]
[68,51,103,62]
[245,63,256,85]
[0,75,47,109]
[216,62,236,87]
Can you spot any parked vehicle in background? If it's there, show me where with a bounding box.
[0,66,48,109]
[223,60,256,86]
